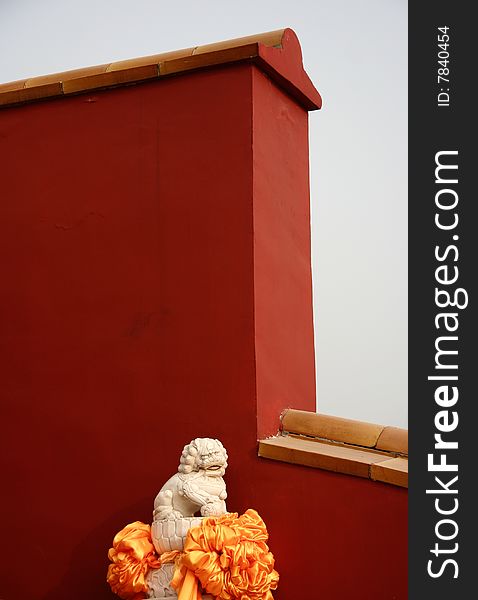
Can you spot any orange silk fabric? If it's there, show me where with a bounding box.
[107,510,279,600]
[107,521,162,600]
[169,509,279,600]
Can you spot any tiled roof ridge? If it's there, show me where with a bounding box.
[280,408,408,455]
[259,409,408,488]
[0,28,322,110]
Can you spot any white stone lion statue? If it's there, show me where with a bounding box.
[153,437,228,521]
[148,438,228,598]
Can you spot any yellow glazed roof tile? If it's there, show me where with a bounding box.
[0,29,322,110]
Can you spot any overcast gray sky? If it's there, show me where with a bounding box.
[0,0,408,427]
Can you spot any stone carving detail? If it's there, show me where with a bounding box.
[153,438,228,520]
[146,563,176,599]
[147,438,228,599]
[151,516,203,554]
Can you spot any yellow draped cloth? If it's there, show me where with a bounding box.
[107,521,162,600]
[107,510,279,600]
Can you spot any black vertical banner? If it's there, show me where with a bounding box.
[409,3,474,599]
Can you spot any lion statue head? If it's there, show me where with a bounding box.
[178,438,228,477]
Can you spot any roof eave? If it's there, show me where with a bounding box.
[0,29,322,111]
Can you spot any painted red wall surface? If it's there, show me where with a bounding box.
[0,63,406,599]
[252,68,317,438]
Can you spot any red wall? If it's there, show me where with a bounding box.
[0,63,406,599]
[252,67,317,438]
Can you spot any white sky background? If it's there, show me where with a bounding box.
[0,0,408,427]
